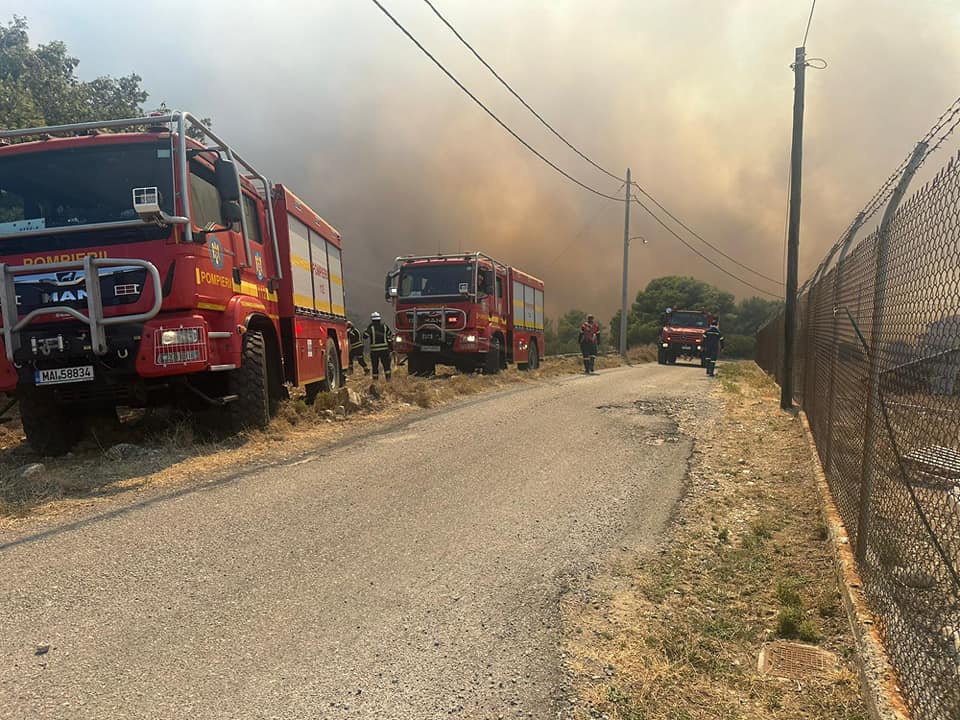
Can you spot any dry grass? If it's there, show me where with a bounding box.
[562,361,867,720]
[0,348,657,522]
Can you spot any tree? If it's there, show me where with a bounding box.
[726,296,782,335]
[0,16,148,130]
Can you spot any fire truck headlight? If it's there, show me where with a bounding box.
[465,334,477,343]
[662,342,669,348]
[161,328,201,346]
[697,344,702,350]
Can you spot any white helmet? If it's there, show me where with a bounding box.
[370,311,382,321]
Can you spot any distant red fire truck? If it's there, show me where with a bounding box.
[0,111,348,455]
[658,308,716,365]
[385,252,544,375]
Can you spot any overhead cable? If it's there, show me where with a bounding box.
[631,194,781,298]
[632,182,785,286]
[368,0,623,201]
[421,0,625,184]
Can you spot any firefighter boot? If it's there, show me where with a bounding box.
[589,357,596,374]
[583,358,590,374]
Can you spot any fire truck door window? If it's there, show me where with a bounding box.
[189,165,223,229]
[242,195,262,244]
[478,268,494,296]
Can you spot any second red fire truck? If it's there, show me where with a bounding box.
[385,252,545,375]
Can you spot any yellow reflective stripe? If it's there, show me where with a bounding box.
[294,292,314,308]
[331,303,345,315]
[198,301,227,311]
[330,273,343,286]
[290,254,311,272]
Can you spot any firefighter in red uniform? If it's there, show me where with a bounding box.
[579,314,600,374]
[346,321,368,374]
[364,311,394,382]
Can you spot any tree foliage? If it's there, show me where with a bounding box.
[609,275,782,350]
[544,309,605,355]
[0,16,148,129]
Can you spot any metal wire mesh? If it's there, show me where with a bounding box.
[757,151,960,720]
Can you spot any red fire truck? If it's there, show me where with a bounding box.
[658,308,716,365]
[385,252,544,375]
[0,111,348,455]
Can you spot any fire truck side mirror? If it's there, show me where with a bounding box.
[214,159,241,203]
[221,200,243,227]
[384,270,399,301]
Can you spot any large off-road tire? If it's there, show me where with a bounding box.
[519,341,539,371]
[408,352,435,377]
[484,338,502,375]
[320,338,341,392]
[18,387,83,456]
[227,331,271,431]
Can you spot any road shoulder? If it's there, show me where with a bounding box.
[560,361,868,720]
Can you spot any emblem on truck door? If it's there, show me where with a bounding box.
[209,238,224,269]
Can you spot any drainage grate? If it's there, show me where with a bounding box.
[758,641,840,680]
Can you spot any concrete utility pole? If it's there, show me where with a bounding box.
[781,46,806,410]
[619,168,631,358]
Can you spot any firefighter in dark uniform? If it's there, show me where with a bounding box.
[578,314,600,375]
[702,319,724,377]
[346,320,368,374]
[364,311,394,381]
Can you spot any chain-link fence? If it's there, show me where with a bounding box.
[757,144,960,720]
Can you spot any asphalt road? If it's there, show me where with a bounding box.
[0,363,711,719]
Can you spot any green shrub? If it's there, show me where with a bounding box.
[723,334,756,359]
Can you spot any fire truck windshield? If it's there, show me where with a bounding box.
[0,141,175,236]
[398,263,474,299]
[668,311,709,328]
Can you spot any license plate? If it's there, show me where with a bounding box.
[421,345,441,352]
[34,365,94,386]
[681,345,693,350]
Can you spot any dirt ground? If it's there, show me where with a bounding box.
[561,361,868,720]
[0,349,653,524]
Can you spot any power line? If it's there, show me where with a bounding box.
[631,182,785,286]
[631,193,781,298]
[802,0,817,47]
[368,0,623,202]
[421,0,624,184]
[421,0,782,288]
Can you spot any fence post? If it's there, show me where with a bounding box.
[822,213,865,475]
[855,141,927,563]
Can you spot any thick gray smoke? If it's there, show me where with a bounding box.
[15,0,960,320]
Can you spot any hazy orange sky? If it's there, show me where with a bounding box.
[11,1,960,320]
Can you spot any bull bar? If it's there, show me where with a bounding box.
[0,256,163,362]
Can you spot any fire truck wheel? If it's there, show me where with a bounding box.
[484,338,502,375]
[228,330,271,431]
[519,341,539,371]
[407,353,435,377]
[18,387,82,456]
[320,338,341,392]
